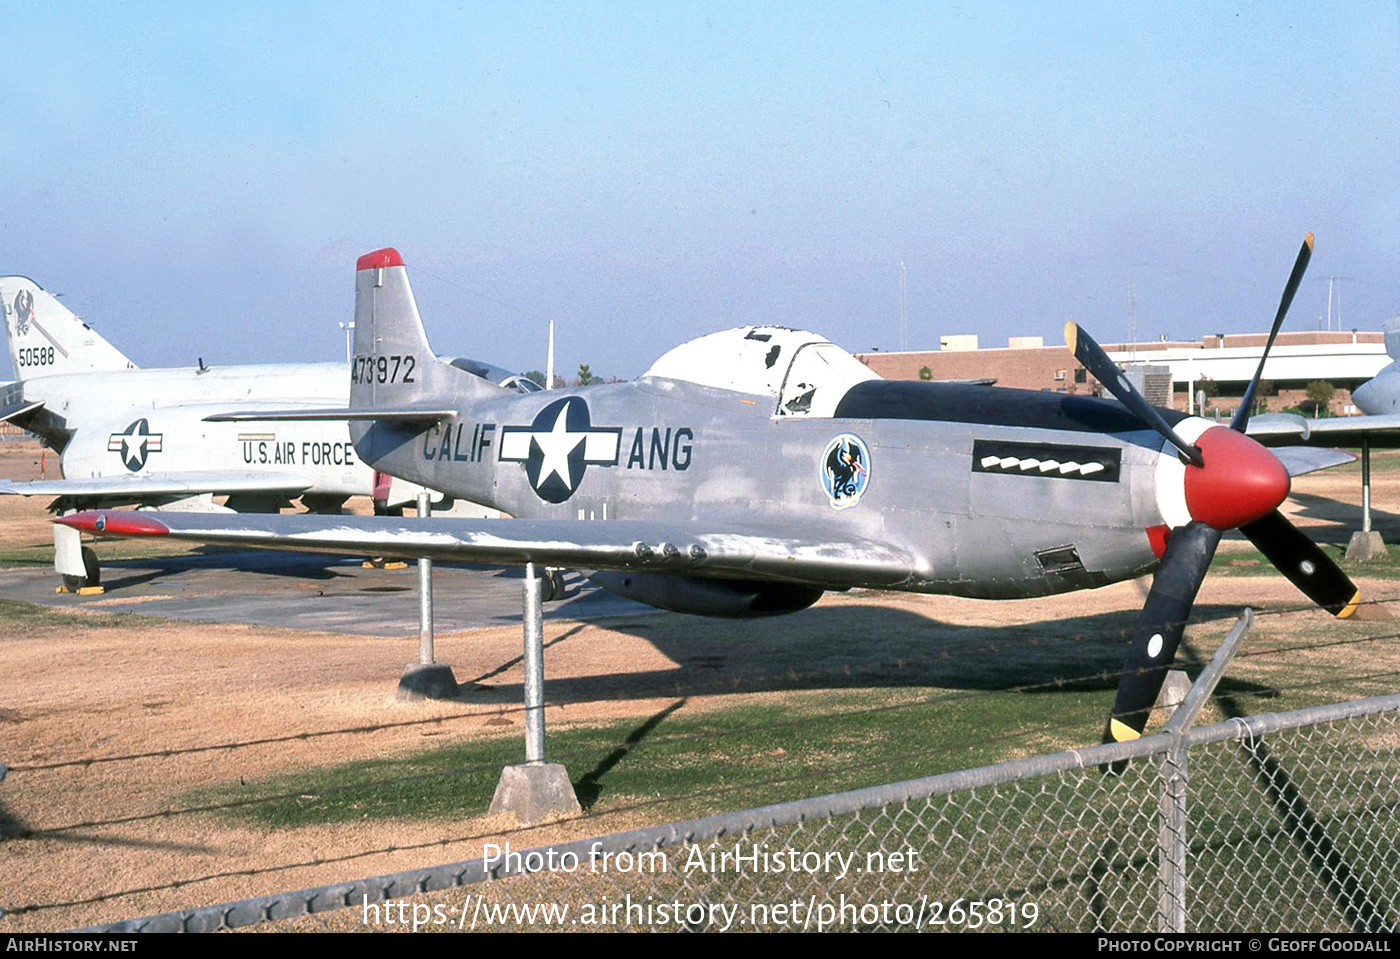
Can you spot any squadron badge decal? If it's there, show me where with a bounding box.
[11,289,33,336]
[820,433,871,510]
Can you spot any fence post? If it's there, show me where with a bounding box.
[1157,609,1253,933]
[1158,737,1188,932]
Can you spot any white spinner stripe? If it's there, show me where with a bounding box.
[1153,417,1215,528]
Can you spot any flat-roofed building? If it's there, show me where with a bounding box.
[857,330,1388,416]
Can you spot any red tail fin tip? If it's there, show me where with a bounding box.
[356,248,404,271]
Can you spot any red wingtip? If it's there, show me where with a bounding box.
[356,248,404,271]
[55,510,171,536]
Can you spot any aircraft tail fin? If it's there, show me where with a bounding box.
[0,277,137,378]
[350,249,501,413]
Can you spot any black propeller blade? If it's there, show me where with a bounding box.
[1105,522,1221,743]
[1094,233,1360,750]
[1232,233,1314,432]
[1065,320,1204,467]
[1241,510,1360,618]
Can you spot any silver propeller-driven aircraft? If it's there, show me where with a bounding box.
[0,275,533,590]
[60,240,1359,744]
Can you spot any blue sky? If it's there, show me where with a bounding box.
[3,1,1397,380]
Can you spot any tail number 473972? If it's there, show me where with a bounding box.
[352,354,416,384]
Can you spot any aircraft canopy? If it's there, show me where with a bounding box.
[642,326,880,416]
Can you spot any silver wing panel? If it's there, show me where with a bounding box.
[1251,412,1400,449]
[1270,447,1356,477]
[60,511,917,589]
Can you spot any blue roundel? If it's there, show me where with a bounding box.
[820,433,871,510]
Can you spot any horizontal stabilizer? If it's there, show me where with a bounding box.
[57,511,916,589]
[0,394,43,424]
[1,472,313,499]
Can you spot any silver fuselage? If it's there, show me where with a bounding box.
[354,379,1170,599]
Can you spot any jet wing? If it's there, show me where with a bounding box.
[56,511,917,589]
[1251,412,1400,449]
[0,472,314,500]
[1285,414,1400,449]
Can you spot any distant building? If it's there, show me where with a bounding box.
[857,330,1387,416]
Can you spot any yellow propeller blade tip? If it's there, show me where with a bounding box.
[1305,232,1315,251]
[1337,590,1361,619]
[1109,718,1141,743]
[1064,320,1078,351]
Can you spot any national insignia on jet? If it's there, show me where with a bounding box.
[820,433,871,510]
[107,418,164,472]
[971,439,1120,482]
[499,396,622,503]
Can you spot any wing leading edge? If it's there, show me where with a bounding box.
[1,472,314,499]
[55,510,917,589]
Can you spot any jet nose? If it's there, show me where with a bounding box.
[1183,426,1291,530]
[1352,378,1374,411]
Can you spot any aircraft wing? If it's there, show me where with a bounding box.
[1250,412,1400,449]
[0,472,314,500]
[56,511,917,589]
[1270,447,1356,477]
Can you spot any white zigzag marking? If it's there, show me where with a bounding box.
[980,455,1105,477]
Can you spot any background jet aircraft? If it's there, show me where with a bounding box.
[1243,313,1400,450]
[1350,317,1400,416]
[63,240,1359,745]
[0,276,535,590]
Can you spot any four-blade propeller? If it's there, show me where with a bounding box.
[1067,234,1360,746]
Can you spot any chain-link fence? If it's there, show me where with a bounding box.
[87,691,1400,933]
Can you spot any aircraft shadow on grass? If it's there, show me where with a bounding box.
[1285,491,1400,544]
[462,600,1279,707]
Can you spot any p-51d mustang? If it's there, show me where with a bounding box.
[61,239,1358,744]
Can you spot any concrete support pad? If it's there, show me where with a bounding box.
[1345,530,1388,563]
[395,662,459,701]
[488,763,581,825]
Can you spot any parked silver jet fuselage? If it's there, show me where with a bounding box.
[16,363,364,487]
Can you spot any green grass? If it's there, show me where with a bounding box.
[1212,540,1400,580]
[0,537,207,569]
[190,688,1106,830]
[0,597,171,634]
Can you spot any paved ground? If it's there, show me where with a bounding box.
[0,551,648,636]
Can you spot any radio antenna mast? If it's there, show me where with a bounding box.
[898,260,908,352]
